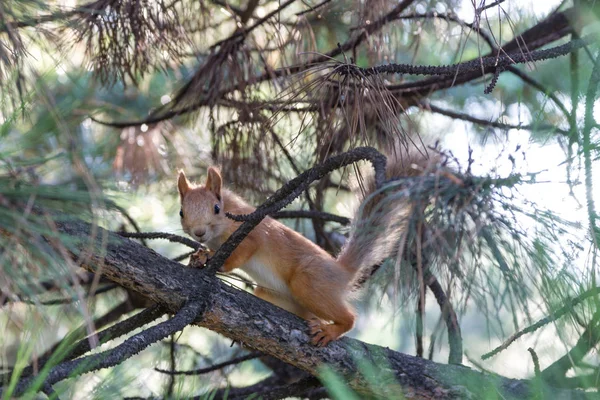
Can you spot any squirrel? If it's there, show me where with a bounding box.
[177,152,432,346]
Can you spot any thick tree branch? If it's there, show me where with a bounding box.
[4,217,593,399]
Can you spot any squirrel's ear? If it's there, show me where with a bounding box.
[205,167,222,200]
[178,170,190,198]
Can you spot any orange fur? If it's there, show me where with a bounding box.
[178,158,430,346]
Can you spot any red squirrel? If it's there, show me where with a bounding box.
[178,154,429,346]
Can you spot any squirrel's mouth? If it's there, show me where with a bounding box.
[192,233,207,242]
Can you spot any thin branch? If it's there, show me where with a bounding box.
[542,311,600,382]
[117,231,202,250]
[3,301,201,397]
[420,102,568,135]
[482,287,600,360]
[207,147,386,273]
[271,210,351,225]
[340,35,594,79]
[155,352,261,375]
[425,272,463,365]
[5,303,165,382]
[210,0,297,50]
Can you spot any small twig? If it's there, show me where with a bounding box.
[155,352,261,375]
[112,204,148,247]
[296,0,333,16]
[209,0,297,50]
[167,335,176,397]
[482,287,600,360]
[528,348,541,377]
[250,376,322,400]
[420,102,567,135]
[41,383,61,400]
[28,284,118,306]
[172,250,196,262]
[476,0,506,13]
[117,231,202,250]
[415,292,425,358]
[271,210,350,225]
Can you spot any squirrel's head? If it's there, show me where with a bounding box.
[178,167,227,246]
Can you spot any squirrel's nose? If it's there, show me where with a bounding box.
[193,228,206,239]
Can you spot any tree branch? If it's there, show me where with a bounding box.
[3,300,200,397]
[4,217,593,399]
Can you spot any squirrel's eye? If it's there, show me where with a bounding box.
[214,204,220,214]
[179,209,184,218]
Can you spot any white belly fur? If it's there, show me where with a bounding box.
[241,257,291,297]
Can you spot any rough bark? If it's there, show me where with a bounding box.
[52,217,594,399]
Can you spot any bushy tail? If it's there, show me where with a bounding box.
[336,149,435,275]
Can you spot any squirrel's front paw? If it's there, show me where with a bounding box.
[188,248,213,268]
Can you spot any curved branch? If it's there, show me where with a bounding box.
[208,147,386,273]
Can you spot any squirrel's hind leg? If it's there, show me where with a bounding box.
[289,268,356,346]
[306,308,355,346]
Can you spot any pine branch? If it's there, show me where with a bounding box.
[482,287,600,360]
[1,302,164,381]
[3,301,200,397]
[338,35,594,79]
[155,352,261,375]
[208,146,387,273]
[542,311,600,383]
[5,214,594,399]
[420,102,568,135]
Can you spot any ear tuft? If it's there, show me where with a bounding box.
[205,167,222,200]
[178,170,190,198]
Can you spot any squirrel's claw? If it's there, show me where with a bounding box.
[308,319,335,346]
